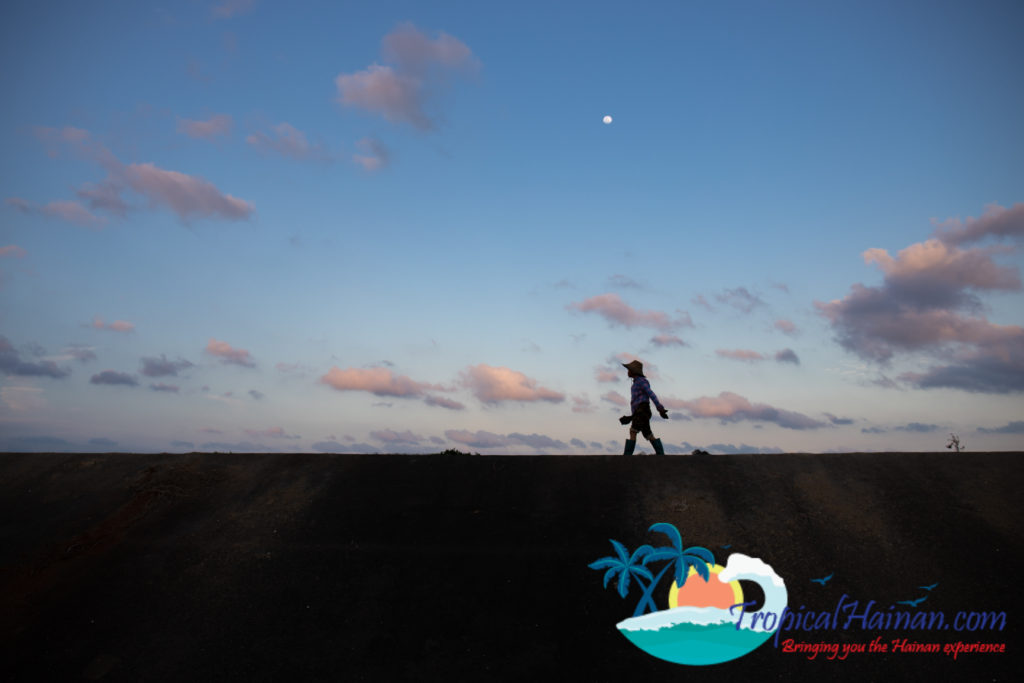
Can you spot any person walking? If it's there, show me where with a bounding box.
[619,360,668,455]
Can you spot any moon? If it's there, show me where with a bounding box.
[603,115,613,124]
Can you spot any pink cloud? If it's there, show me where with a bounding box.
[650,334,687,347]
[320,366,443,397]
[716,349,766,362]
[863,240,1019,292]
[32,126,252,223]
[118,163,252,221]
[8,197,106,228]
[246,122,331,161]
[424,394,465,410]
[177,114,233,140]
[0,245,27,259]
[205,338,255,367]
[90,317,135,333]
[335,24,478,131]
[459,364,564,404]
[335,64,428,129]
[816,208,1024,393]
[674,391,826,430]
[571,395,596,413]
[774,319,797,335]
[382,22,480,76]
[932,202,1024,246]
[567,293,691,332]
[601,391,628,407]
[353,137,390,171]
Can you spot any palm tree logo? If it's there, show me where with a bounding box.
[588,521,788,666]
[589,523,715,617]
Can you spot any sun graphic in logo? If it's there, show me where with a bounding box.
[668,564,744,610]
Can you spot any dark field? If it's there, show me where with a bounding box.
[2,451,1021,681]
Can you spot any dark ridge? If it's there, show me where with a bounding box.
[1,452,1021,681]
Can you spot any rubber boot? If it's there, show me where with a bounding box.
[623,439,636,456]
[652,438,665,455]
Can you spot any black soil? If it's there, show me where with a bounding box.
[2,452,1021,681]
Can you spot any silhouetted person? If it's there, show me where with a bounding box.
[619,360,668,455]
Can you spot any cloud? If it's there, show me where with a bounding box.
[244,427,300,439]
[894,422,940,433]
[824,413,854,426]
[861,426,887,434]
[567,293,692,332]
[0,245,27,258]
[977,421,1024,434]
[692,294,714,312]
[459,364,564,404]
[118,162,253,221]
[7,197,106,227]
[444,429,510,449]
[774,319,797,335]
[570,438,586,448]
[507,433,568,450]
[673,391,827,430]
[205,338,256,367]
[320,366,445,397]
[90,317,135,333]
[601,391,628,407]
[932,202,1024,246]
[200,441,267,452]
[140,354,193,377]
[423,394,465,410]
[32,127,253,223]
[150,383,180,393]
[247,122,332,161]
[715,287,765,314]
[650,334,688,347]
[171,440,195,449]
[716,349,765,362]
[571,395,596,413]
[353,137,390,171]
[248,389,264,400]
[371,429,423,444]
[76,180,130,217]
[88,437,118,448]
[0,336,71,378]
[177,114,233,140]
[90,370,138,386]
[335,23,478,131]
[212,0,255,19]
[775,348,800,364]
[816,207,1024,393]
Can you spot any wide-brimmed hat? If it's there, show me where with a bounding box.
[622,360,644,377]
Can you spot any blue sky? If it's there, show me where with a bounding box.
[2,0,1022,454]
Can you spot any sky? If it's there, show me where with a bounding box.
[1,0,1022,455]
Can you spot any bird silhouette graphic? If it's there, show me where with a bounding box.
[810,573,833,586]
[896,596,928,608]
[918,582,939,592]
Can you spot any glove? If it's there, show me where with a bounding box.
[658,408,669,419]
[619,415,633,425]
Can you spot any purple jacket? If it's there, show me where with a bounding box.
[630,376,665,413]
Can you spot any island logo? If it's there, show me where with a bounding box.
[589,522,787,665]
